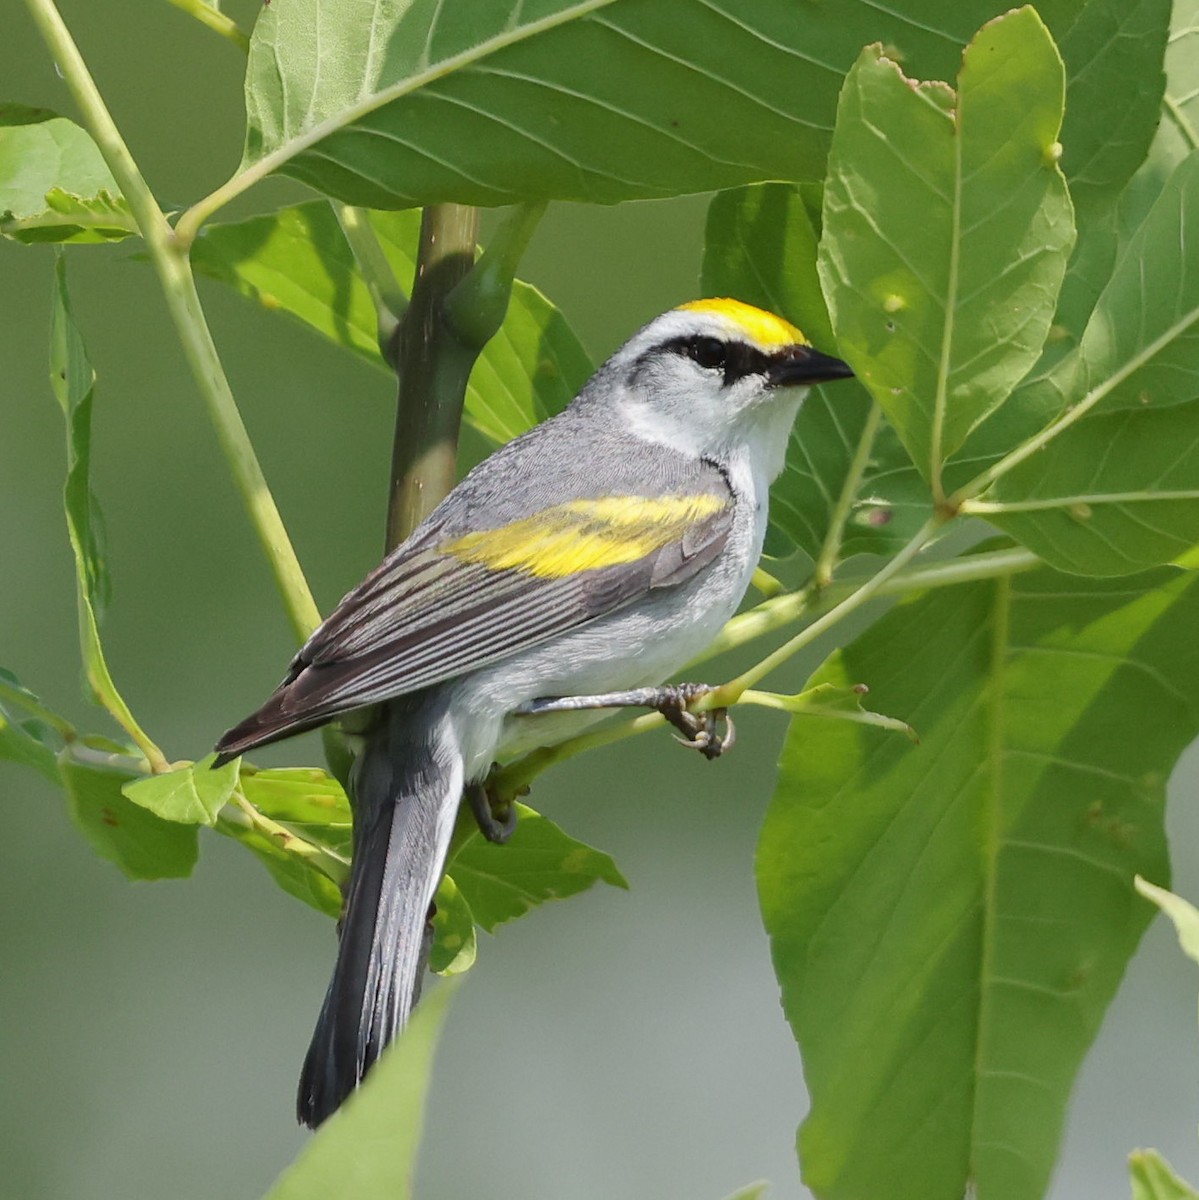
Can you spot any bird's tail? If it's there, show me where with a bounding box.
[297,697,462,1128]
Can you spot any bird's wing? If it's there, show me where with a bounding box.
[215,486,734,758]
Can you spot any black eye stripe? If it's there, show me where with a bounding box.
[662,335,775,385]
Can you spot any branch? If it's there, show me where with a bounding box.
[386,204,482,548]
[385,202,545,548]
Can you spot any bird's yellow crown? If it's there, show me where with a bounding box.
[677,298,809,349]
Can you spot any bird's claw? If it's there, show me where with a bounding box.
[656,685,735,761]
[466,776,518,844]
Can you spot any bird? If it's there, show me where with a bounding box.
[213,297,853,1127]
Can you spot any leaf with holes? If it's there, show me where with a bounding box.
[192,202,591,445]
[818,8,1074,485]
[238,0,1090,210]
[759,564,1199,1200]
[0,106,135,243]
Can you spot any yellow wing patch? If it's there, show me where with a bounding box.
[442,494,727,579]
[677,298,809,348]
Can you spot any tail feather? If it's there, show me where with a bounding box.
[297,698,461,1128]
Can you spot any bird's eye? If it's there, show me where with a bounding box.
[685,336,728,372]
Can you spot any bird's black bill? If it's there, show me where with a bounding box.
[767,346,854,387]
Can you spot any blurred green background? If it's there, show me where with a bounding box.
[3,4,1198,1197]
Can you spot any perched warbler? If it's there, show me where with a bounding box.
[214,297,853,1126]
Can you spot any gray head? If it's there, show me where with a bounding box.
[577,298,853,474]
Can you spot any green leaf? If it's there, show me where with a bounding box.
[818,8,1075,481]
[60,751,198,880]
[985,152,1199,575]
[1130,1150,1199,1200]
[700,184,930,561]
[1031,0,1195,382]
[217,814,344,919]
[192,202,591,445]
[759,564,1199,1200]
[122,756,239,826]
[240,765,353,856]
[0,668,64,783]
[239,0,1089,210]
[1056,0,1171,214]
[0,106,135,243]
[50,257,162,763]
[429,874,477,975]
[261,979,456,1200]
[449,803,626,933]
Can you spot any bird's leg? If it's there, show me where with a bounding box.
[515,684,734,761]
[465,776,518,844]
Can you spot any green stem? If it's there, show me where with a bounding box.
[444,201,547,346]
[163,264,323,640]
[386,203,481,549]
[335,204,407,359]
[25,0,321,642]
[1163,93,1199,152]
[163,0,250,51]
[751,565,784,598]
[221,793,349,885]
[813,398,883,586]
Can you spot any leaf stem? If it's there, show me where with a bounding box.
[25,0,322,642]
[162,0,250,52]
[162,260,324,639]
[813,398,883,586]
[1163,94,1199,153]
[221,792,349,885]
[335,204,408,358]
